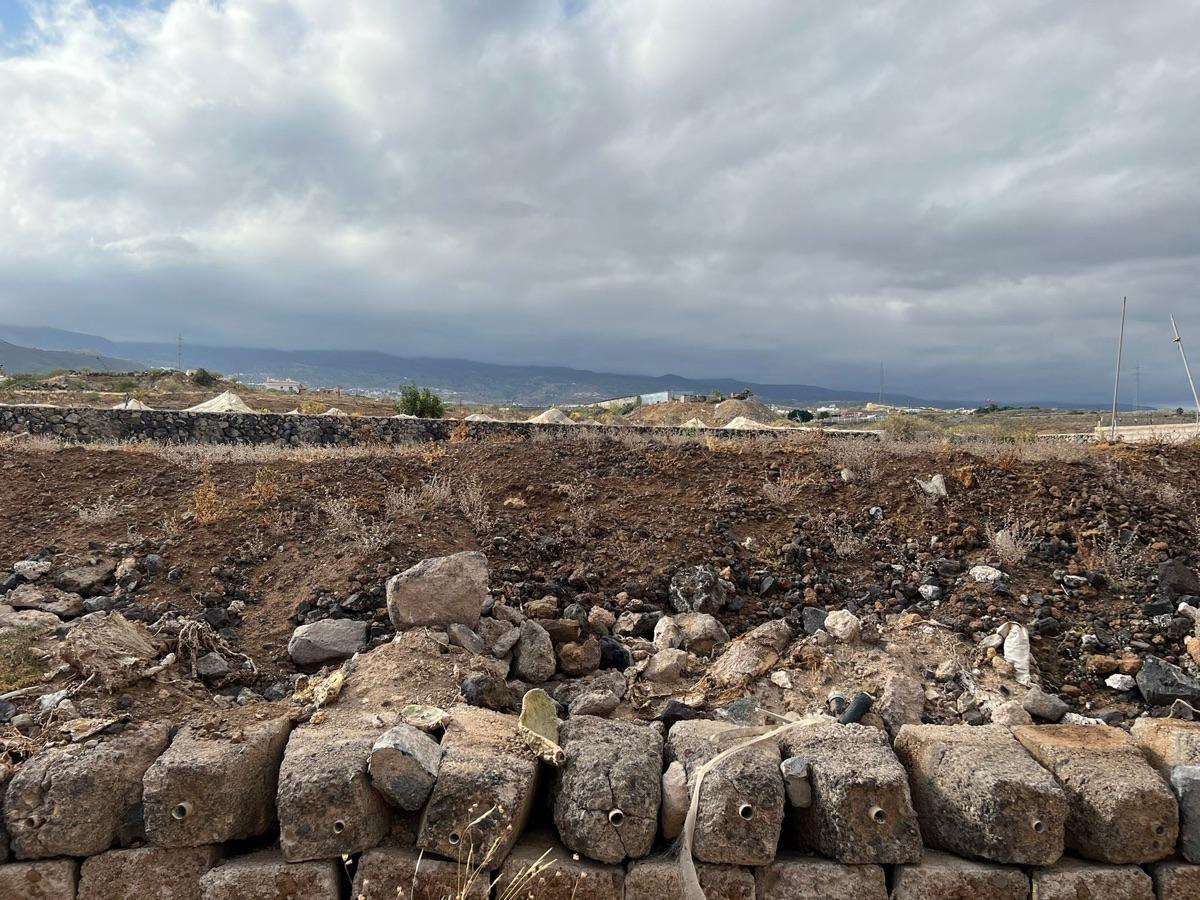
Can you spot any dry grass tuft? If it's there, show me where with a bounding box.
[983,511,1037,565]
[192,467,221,525]
[72,494,122,525]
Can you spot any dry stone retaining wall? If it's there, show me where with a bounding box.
[0,404,786,447]
[2,711,1200,899]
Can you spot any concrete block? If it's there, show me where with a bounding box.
[1030,857,1152,900]
[1013,724,1178,864]
[666,720,785,867]
[143,718,291,847]
[1131,718,1200,864]
[78,845,221,900]
[5,724,170,859]
[893,724,1066,865]
[553,715,663,863]
[351,845,488,900]
[368,724,442,812]
[890,851,1029,900]
[0,859,79,900]
[198,851,340,900]
[778,722,921,864]
[754,852,886,900]
[417,705,539,865]
[624,858,755,900]
[1148,860,1200,900]
[277,722,391,862]
[494,835,624,900]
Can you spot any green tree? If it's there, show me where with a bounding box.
[787,408,814,422]
[396,384,445,418]
[189,368,217,387]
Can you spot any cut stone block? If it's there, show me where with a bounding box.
[277,722,391,862]
[666,719,785,867]
[778,722,921,864]
[417,705,539,865]
[893,723,1067,865]
[754,852,887,900]
[351,845,488,900]
[368,724,443,811]
[1131,718,1200,864]
[494,835,624,900]
[553,715,663,863]
[143,718,291,847]
[78,845,221,900]
[1030,857,1153,900]
[624,858,755,900]
[0,859,79,900]
[5,724,170,859]
[198,851,340,900]
[890,850,1029,900]
[1149,860,1200,900]
[1013,724,1178,864]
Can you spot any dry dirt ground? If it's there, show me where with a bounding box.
[1,430,1199,762]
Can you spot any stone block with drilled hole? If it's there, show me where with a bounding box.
[666,719,785,867]
[5,724,170,859]
[494,834,624,900]
[350,845,489,900]
[624,858,756,900]
[778,722,921,864]
[143,718,291,847]
[1013,724,1178,864]
[1148,860,1200,900]
[78,845,221,900]
[368,724,443,812]
[552,715,663,864]
[893,723,1067,865]
[890,851,1029,900]
[276,721,391,862]
[198,851,340,900]
[417,705,539,866]
[1131,717,1200,863]
[1030,857,1153,900]
[0,859,79,900]
[754,852,888,900]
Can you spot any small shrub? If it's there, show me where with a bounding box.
[984,511,1036,565]
[397,384,445,418]
[456,473,493,534]
[72,494,122,525]
[189,368,218,387]
[556,482,596,532]
[762,471,807,504]
[192,467,221,525]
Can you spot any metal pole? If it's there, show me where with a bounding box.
[1170,315,1200,427]
[1110,297,1126,440]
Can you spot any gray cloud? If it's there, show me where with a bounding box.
[1,0,1199,403]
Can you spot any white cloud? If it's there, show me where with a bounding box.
[1,0,1199,401]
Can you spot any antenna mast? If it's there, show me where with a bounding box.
[1170,315,1200,427]
[1109,297,1126,440]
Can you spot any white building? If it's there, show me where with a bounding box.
[262,378,305,393]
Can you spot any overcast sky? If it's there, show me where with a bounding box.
[1,1,1199,403]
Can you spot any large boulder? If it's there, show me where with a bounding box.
[1159,559,1200,600]
[287,619,366,668]
[387,551,487,630]
[5,584,83,618]
[512,619,556,683]
[1137,655,1200,706]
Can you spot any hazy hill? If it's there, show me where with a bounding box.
[0,324,931,407]
[0,339,138,375]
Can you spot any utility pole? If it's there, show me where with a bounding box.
[177,333,182,372]
[1170,315,1200,427]
[1134,362,1141,424]
[878,363,884,406]
[1110,297,1127,440]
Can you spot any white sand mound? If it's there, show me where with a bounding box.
[393,413,417,419]
[285,408,302,415]
[321,407,348,416]
[465,413,498,422]
[578,418,603,426]
[527,407,575,425]
[722,416,770,430]
[184,391,256,414]
[112,398,153,411]
[681,417,708,429]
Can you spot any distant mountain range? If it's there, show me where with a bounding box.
[0,324,935,407]
[0,338,137,375]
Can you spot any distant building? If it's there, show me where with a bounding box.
[262,378,305,393]
[595,390,703,409]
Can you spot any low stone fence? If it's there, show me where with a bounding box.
[1,704,1197,899]
[0,404,793,447]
